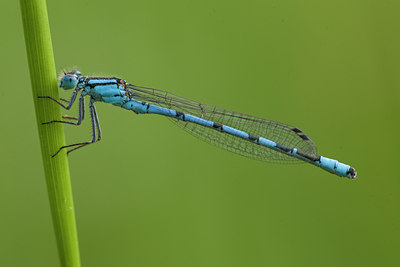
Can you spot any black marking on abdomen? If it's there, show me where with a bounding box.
[248,134,260,143]
[176,111,185,121]
[213,123,223,131]
[296,150,320,161]
[347,168,356,178]
[276,143,292,153]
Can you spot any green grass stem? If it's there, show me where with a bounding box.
[20,0,81,266]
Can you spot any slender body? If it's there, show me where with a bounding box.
[39,70,357,179]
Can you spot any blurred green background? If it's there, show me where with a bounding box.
[1,0,399,266]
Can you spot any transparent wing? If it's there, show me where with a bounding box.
[128,84,317,163]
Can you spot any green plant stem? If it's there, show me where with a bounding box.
[20,0,81,266]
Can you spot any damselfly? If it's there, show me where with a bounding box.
[39,70,357,179]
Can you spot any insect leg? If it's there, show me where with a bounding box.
[52,100,100,157]
[42,94,85,126]
[38,89,79,110]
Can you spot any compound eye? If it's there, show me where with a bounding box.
[61,74,78,89]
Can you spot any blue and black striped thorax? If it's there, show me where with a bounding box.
[78,76,134,103]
